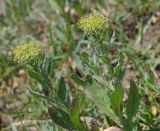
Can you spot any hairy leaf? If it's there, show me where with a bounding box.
[85,82,121,125]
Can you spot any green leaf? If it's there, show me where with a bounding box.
[71,73,85,86]
[126,80,140,120]
[81,51,90,62]
[74,0,83,15]
[81,52,100,75]
[125,80,141,130]
[114,53,125,80]
[85,75,93,85]
[27,70,51,94]
[82,59,100,75]
[55,0,65,8]
[111,84,124,111]
[114,63,125,80]
[86,82,110,106]
[58,77,70,108]
[41,69,53,89]
[27,70,43,83]
[85,82,121,125]
[48,106,74,130]
[70,98,81,129]
[98,104,121,126]
[100,54,113,75]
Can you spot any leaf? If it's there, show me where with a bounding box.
[27,70,51,94]
[86,82,110,106]
[125,80,141,130]
[48,106,75,130]
[99,104,121,126]
[27,70,43,83]
[113,53,125,80]
[74,0,83,15]
[100,54,113,75]
[81,51,90,62]
[85,74,93,85]
[113,63,125,81]
[71,73,85,86]
[126,80,140,120]
[111,84,124,111]
[81,51,100,75]
[85,82,121,125]
[58,77,70,108]
[41,69,53,89]
[55,0,65,8]
[70,98,81,129]
[82,58,100,75]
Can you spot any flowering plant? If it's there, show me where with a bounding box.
[13,12,141,131]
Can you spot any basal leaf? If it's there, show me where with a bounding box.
[111,84,124,111]
[125,80,141,130]
[48,106,74,130]
[126,80,140,120]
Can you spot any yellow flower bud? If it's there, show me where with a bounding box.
[13,41,43,63]
[78,12,110,34]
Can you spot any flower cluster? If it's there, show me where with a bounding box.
[13,41,43,63]
[78,12,110,34]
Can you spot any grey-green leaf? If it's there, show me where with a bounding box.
[85,82,121,125]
